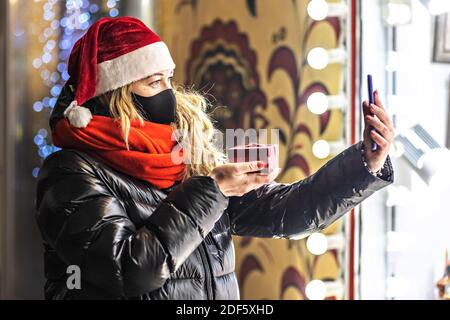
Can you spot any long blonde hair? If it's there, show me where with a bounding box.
[96,82,227,181]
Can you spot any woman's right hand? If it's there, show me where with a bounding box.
[208,161,281,197]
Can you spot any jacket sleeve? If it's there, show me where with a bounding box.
[226,141,394,239]
[35,150,229,298]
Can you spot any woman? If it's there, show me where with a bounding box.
[35,17,394,300]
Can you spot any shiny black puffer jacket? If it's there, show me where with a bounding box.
[35,83,394,299]
[35,140,393,299]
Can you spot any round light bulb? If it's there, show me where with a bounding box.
[306,233,328,255]
[305,280,327,300]
[386,3,412,25]
[307,92,328,114]
[307,0,329,21]
[312,140,330,159]
[307,47,329,70]
[386,276,408,299]
[427,0,450,15]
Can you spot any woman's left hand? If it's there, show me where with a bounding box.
[362,90,395,172]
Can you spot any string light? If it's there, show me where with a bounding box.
[32,0,121,178]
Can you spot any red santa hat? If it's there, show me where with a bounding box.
[64,16,176,128]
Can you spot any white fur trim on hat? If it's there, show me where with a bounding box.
[95,41,176,96]
[64,100,93,128]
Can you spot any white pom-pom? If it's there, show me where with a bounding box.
[63,100,93,128]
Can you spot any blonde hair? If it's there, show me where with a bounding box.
[97,82,227,181]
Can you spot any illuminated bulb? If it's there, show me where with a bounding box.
[307,0,328,21]
[426,0,450,15]
[306,233,328,255]
[387,231,411,253]
[386,276,409,299]
[312,140,330,159]
[307,47,329,70]
[305,280,327,300]
[32,59,42,69]
[32,167,40,178]
[386,185,412,207]
[385,3,412,25]
[386,51,400,72]
[307,92,328,114]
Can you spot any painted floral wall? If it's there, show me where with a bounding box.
[158,0,347,299]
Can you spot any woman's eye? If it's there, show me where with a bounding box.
[149,80,161,87]
[149,77,172,87]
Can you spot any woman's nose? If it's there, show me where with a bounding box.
[162,78,172,90]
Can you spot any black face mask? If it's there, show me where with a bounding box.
[131,89,177,124]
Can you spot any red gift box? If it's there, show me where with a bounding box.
[227,143,279,174]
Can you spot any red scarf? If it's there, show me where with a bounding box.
[52,115,186,189]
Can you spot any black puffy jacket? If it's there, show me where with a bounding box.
[35,84,394,299]
[35,141,393,299]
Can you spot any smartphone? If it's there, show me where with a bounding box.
[367,74,378,151]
